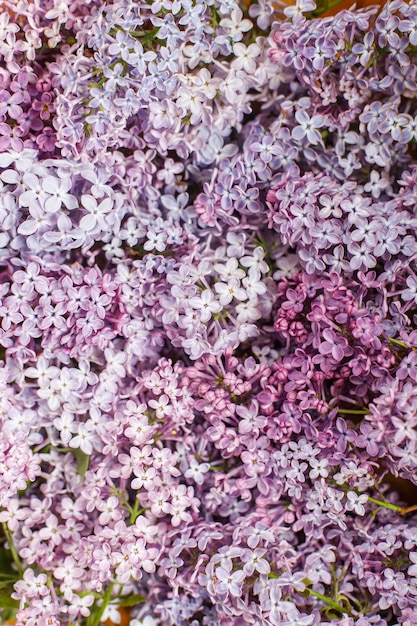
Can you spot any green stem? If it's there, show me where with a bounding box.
[387,337,409,349]
[1,524,24,577]
[344,492,417,517]
[129,497,140,525]
[91,582,114,626]
[210,465,225,472]
[337,408,370,415]
[368,496,402,512]
[307,588,351,615]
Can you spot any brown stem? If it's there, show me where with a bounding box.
[400,504,417,515]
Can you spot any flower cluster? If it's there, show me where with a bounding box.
[2,0,417,625]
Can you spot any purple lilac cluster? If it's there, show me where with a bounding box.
[2,0,417,625]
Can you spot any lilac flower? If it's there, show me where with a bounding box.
[184,458,210,485]
[249,0,274,30]
[216,565,246,597]
[0,89,24,120]
[292,110,324,145]
[69,423,95,455]
[219,8,252,42]
[403,275,417,304]
[79,194,113,232]
[352,32,375,66]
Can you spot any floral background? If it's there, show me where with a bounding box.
[1,0,417,625]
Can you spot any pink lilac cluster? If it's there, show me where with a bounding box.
[2,0,417,625]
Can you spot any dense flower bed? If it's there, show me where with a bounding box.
[1,0,417,624]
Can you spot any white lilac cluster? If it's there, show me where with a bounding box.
[52,0,279,162]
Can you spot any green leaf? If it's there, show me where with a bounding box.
[1,607,17,622]
[0,548,13,572]
[0,579,18,590]
[118,593,146,607]
[0,549,18,589]
[72,448,90,479]
[0,595,19,609]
